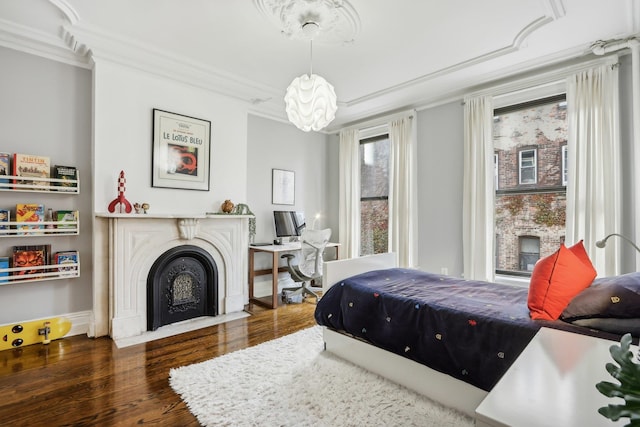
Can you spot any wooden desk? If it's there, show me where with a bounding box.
[248,242,339,309]
[475,327,634,427]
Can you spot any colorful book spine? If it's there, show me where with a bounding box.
[0,152,10,185]
[0,209,9,231]
[16,203,45,235]
[0,257,8,283]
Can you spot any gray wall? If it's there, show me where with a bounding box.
[413,55,636,275]
[416,101,465,276]
[246,115,334,280]
[0,46,93,323]
[246,115,332,242]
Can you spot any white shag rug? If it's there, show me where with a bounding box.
[169,326,474,427]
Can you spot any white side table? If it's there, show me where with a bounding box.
[476,327,636,427]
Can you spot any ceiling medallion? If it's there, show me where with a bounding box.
[256,0,358,131]
[254,0,361,44]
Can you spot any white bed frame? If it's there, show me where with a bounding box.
[321,253,487,418]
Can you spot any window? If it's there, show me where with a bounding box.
[519,236,540,271]
[360,135,390,256]
[493,95,567,277]
[519,149,537,184]
[562,145,568,186]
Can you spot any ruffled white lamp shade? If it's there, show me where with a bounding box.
[284,73,337,132]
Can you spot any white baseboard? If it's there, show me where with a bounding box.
[63,310,93,337]
[0,310,93,339]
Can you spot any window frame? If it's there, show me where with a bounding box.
[518,148,537,185]
[493,94,567,281]
[359,134,390,256]
[562,145,568,186]
[494,152,499,190]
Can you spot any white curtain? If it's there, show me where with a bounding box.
[338,129,360,259]
[566,64,621,276]
[388,115,418,267]
[462,96,495,281]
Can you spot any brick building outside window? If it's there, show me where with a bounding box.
[493,96,567,276]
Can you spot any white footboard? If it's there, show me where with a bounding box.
[322,252,397,292]
[323,328,486,418]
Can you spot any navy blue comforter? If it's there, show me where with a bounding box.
[314,268,540,391]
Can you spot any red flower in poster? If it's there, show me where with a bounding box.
[167,144,198,176]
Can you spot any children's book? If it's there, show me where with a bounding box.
[0,209,9,231]
[12,245,49,279]
[55,210,78,230]
[16,203,45,235]
[0,152,10,185]
[52,165,77,190]
[13,153,50,189]
[0,257,8,283]
[54,250,78,276]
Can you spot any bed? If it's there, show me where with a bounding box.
[315,253,640,418]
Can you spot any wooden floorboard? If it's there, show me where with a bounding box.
[0,300,318,426]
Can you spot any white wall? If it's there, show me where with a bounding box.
[0,46,93,323]
[93,59,249,214]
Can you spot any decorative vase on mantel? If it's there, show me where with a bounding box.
[221,200,234,213]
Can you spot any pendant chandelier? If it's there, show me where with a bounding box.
[253,0,360,132]
[284,22,337,132]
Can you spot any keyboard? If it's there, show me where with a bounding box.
[251,242,272,246]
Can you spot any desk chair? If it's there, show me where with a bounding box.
[281,228,331,303]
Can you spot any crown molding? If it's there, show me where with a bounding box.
[62,23,284,106]
[342,7,563,108]
[0,17,89,68]
[324,44,602,133]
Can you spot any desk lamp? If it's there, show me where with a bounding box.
[595,233,640,254]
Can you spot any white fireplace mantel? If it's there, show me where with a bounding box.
[92,213,251,339]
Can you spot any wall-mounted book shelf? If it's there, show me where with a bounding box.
[0,220,79,237]
[0,259,80,285]
[0,164,81,284]
[0,174,79,194]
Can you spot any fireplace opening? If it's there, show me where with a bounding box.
[147,245,218,331]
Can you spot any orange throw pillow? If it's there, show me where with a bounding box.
[527,241,597,320]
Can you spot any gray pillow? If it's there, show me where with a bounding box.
[561,272,640,320]
[570,318,640,336]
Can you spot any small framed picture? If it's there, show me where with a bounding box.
[272,169,295,205]
[152,109,211,191]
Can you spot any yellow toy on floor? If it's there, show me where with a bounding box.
[0,317,71,351]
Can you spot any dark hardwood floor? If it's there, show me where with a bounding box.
[0,301,318,426]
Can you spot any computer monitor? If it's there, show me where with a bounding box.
[273,211,306,238]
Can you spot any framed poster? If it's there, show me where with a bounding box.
[152,109,211,191]
[272,168,295,205]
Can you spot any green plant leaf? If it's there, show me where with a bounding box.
[597,333,640,426]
